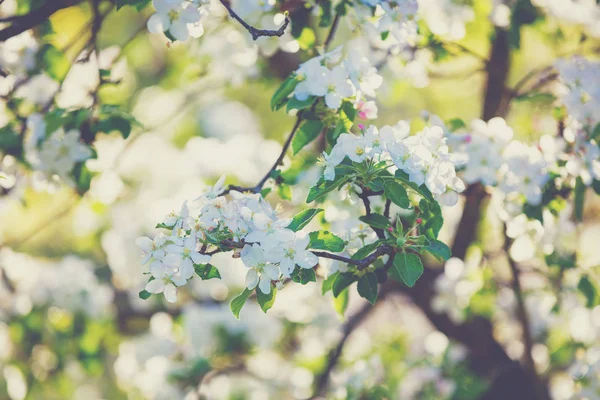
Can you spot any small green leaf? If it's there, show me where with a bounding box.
[96,116,132,139]
[357,272,378,305]
[72,162,94,195]
[578,277,598,308]
[309,230,345,252]
[392,253,423,287]
[318,0,332,27]
[291,268,317,284]
[278,183,292,201]
[257,287,277,313]
[287,208,323,232]
[425,240,451,262]
[340,101,357,123]
[230,288,253,319]
[333,287,349,316]
[286,96,314,112]
[359,213,390,229]
[332,272,356,297]
[352,240,383,260]
[40,44,69,80]
[383,180,410,209]
[297,27,316,50]
[271,75,298,111]
[139,290,151,300]
[446,118,466,131]
[322,271,339,295]
[307,172,350,203]
[292,120,324,155]
[194,263,221,280]
[592,180,600,195]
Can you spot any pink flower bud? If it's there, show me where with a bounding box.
[464,135,472,144]
[358,124,365,131]
[387,227,393,232]
[416,218,423,225]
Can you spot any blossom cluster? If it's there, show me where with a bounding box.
[22,114,92,188]
[556,57,600,128]
[355,0,419,47]
[293,48,383,110]
[320,121,465,206]
[137,176,318,302]
[147,0,206,42]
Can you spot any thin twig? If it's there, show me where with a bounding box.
[503,232,546,398]
[223,13,341,195]
[313,287,390,396]
[219,0,289,40]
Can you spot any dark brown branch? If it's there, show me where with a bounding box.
[219,0,290,41]
[313,290,388,396]
[0,0,83,42]
[313,244,392,270]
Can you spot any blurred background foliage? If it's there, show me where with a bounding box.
[1,0,600,399]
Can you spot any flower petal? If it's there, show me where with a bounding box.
[163,283,178,303]
[145,279,165,294]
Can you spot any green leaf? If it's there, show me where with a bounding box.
[515,92,556,104]
[383,180,410,209]
[446,118,466,132]
[332,272,356,297]
[309,230,345,252]
[357,272,378,305]
[592,123,600,142]
[322,271,339,295]
[230,288,253,319]
[392,253,423,287]
[292,120,324,155]
[40,44,69,81]
[257,287,277,313]
[318,0,333,27]
[271,75,298,111]
[359,213,390,230]
[194,263,221,280]
[278,183,292,201]
[340,100,356,124]
[333,287,349,316]
[96,116,132,139]
[0,127,21,155]
[72,162,94,195]
[286,96,314,112]
[291,268,316,284]
[352,240,383,260]
[578,277,598,308]
[306,171,350,203]
[297,27,316,50]
[574,177,585,222]
[138,290,151,300]
[287,208,323,232]
[425,240,451,262]
[592,180,600,195]
[381,31,389,41]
